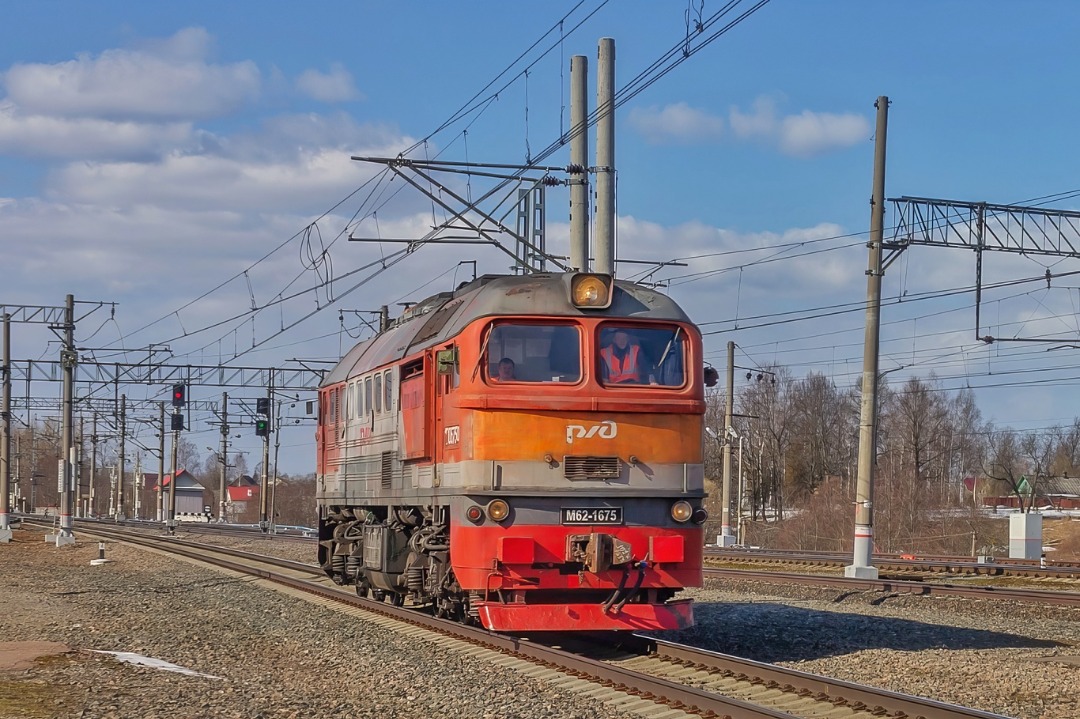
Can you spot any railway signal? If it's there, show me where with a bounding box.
[256,397,270,415]
[170,413,184,431]
[171,384,186,407]
[255,418,270,437]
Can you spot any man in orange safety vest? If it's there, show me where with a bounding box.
[600,330,644,384]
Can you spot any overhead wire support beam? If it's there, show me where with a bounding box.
[889,196,1080,258]
[888,195,1080,344]
[351,155,571,272]
[7,360,323,391]
[12,397,219,413]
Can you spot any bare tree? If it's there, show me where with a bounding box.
[984,427,1034,512]
[738,365,793,521]
[785,372,856,500]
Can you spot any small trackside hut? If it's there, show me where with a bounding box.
[316,272,711,631]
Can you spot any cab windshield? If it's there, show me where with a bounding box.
[483,323,581,383]
[598,325,687,387]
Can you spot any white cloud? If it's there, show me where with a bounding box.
[296,63,362,103]
[1,27,260,121]
[628,96,869,157]
[44,114,413,212]
[728,96,778,140]
[730,96,870,157]
[0,101,195,159]
[626,102,724,144]
[778,110,871,157]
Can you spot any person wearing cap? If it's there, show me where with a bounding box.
[600,330,644,384]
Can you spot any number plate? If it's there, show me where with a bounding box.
[560,507,623,525]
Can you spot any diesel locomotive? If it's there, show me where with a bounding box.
[316,271,711,631]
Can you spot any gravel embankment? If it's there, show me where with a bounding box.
[142,531,1080,718]
[0,530,635,719]
[5,529,1078,719]
[665,579,1080,719]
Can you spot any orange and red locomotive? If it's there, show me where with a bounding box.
[316,272,710,631]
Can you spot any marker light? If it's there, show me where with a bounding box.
[691,508,709,525]
[465,506,484,523]
[486,499,510,523]
[569,273,613,309]
[670,500,693,523]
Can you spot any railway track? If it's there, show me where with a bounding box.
[37,521,1012,719]
[706,547,1080,579]
[703,567,1080,608]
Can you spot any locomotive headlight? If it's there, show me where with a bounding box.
[569,273,613,309]
[486,499,510,523]
[670,500,693,523]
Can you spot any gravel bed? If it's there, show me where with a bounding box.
[144,531,1080,717]
[31,527,1078,718]
[661,578,1080,719]
[0,530,635,719]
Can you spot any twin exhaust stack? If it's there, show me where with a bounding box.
[569,38,616,277]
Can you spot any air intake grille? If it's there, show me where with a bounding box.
[563,456,621,480]
[380,451,393,488]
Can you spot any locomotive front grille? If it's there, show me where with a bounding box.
[563,455,621,480]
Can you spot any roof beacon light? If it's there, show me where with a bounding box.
[570,273,613,309]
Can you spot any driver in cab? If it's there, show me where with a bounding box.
[600,329,646,384]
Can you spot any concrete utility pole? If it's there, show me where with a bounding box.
[89,414,98,517]
[568,54,589,272]
[260,378,274,532]
[270,398,282,533]
[75,418,84,517]
[56,295,76,545]
[594,37,615,277]
[846,96,889,580]
[167,427,179,534]
[133,453,141,519]
[736,432,745,546]
[117,394,126,519]
[157,402,165,521]
[219,392,229,522]
[260,431,271,532]
[720,341,735,546]
[1,313,12,542]
[13,436,22,513]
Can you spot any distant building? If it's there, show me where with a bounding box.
[155,469,206,515]
[227,474,260,516]
[983,475,1080,510]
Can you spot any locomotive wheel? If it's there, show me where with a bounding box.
[390,592,405,607]
[354,581,369,598]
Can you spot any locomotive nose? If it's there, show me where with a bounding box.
[565,532,633,574]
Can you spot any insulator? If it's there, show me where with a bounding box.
[542,175,560,187]
[566,163,585,174]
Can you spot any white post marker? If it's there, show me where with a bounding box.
[90,541,110,566]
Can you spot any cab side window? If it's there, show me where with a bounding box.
[483,323,581,384]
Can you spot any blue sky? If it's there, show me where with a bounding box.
[3,1,1080,475]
